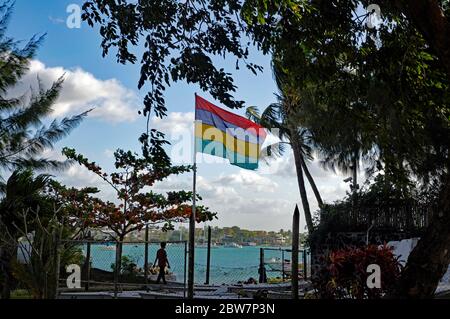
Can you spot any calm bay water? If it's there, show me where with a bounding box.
[85,243,302,284]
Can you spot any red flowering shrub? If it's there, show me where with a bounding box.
[313,245,402,299]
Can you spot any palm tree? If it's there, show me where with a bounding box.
[246,63,323,234]
[0,3,89,298]
[0,3,89,172]
[0,169,51,299]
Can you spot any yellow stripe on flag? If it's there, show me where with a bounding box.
[195,122,260,159]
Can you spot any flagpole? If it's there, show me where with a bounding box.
[188,93,198,299]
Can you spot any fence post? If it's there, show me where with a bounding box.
[258,248,266,283]
[53,231,62,299]
[113,241,121,299]
[281,249,285,282]
[144,225,149,285]
[303,249,307,280]
[205,226,211,285]
[292,205,300,299]
[184,241,187,298]
[84,241,91,291]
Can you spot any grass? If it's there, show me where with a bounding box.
[10,289,32,299]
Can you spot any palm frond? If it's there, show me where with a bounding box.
[3,76,64,132]
[245,106,261,123]
[11,157,71,172]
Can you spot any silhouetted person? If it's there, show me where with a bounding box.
[153,242,170,284]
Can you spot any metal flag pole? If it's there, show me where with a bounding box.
[188,93,198,299]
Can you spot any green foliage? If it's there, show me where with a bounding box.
[10,289,32,299]
[309,173,436,247]
[268,1,449,184]
[59,244,85,268]
[0,168,99,299]
[0,169,52,236]
[313,245,402,299]
[110,255,138,275]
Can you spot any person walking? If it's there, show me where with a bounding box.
[153,242,170,284]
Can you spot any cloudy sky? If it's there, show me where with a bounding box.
[8,0,360,232]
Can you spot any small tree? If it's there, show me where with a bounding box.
[62,147,215,271]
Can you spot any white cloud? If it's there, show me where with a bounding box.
[214,170,278,192]
[14,60,140,123]
[153,175,192,191]
[258,154,296,177]
[48,16,65,24]
[151,112,194,136]
[103,149,115,159]
[40,148,116,200]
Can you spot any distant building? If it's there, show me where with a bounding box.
[91,228,115,240]
[222,234,234,243]
[275,234,286,245]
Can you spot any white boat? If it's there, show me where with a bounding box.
[223,242,243,248]
[266,257,292,273]
[196,243,219,249]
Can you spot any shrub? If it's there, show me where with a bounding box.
[313,244,402,299]
[110,255,138,275]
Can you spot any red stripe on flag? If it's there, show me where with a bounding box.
[195,95,267,138]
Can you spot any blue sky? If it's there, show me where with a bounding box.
[9,0,354,232]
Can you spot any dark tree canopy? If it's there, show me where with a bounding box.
[82,0,264,116]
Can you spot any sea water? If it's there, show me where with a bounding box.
[83,243,306,284]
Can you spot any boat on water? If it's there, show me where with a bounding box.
[266,257,292,273]
[196,243,219,249]
[242,242,257,246]
[223,242,243,248]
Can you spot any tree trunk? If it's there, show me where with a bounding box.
[115,239,123,275]
[393,174,450,298]
[352,155,358,191]
[113,238,123,297]
[290,130,314,234]
[300,156,324,208]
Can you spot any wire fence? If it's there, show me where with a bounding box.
[259,247,311,283]
[58,240,187,295]
[57,241,310,294]
[191,246,311,285]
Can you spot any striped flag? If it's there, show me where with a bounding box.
[194,95,267,170]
